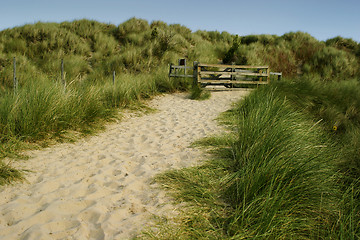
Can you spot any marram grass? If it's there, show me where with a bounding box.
[0,18,359,201]
[0,66,191,185]
[143,84,360,239]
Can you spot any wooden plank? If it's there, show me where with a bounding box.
[201,77,257,81]
[169,63,173,77]
[199,71,269,77]
[270,72,282,76]
[199,80,268,84]
[198,63,269,69]
[170,65,193,70]
[196,64,201,83]
[193,61,200,86]
[199,63,268,69]
[184,60,186,76]
[169,74,194,78]
[204,86,253,91]
[270,72,282,81]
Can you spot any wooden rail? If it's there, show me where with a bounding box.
[169,59,278,88]
[270,71,282,81]
[194,62,270,87]
[168,59,193,79]
[168,64,193,78]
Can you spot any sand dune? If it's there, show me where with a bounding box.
[0,90,249,239]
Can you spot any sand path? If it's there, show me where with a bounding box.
[0,90,249,240]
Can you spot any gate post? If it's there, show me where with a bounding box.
[168,63,173,81]
[113,70,116,85]
[193,61,200,87]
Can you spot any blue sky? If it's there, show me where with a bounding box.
[1,0,359,42]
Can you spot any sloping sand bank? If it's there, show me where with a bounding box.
[0,90,249,239]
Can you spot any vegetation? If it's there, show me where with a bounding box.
[143,80,360,239]
[0,17,360,238]
[188,84,211,100]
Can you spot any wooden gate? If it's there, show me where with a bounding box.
[169,60,280,88]
[193,62,270,87]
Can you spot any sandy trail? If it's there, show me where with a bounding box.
[0,90,249,240]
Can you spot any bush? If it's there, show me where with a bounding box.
[93,32,118,57]
[223,35,240,64]
[114,17,150,43]
[305,46,359,80]
[60,19,116,40]
[326,36,360,57]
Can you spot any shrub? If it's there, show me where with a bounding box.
[263,44,298,76]
[223,35,240,64]
[3,38,27,54]
[326,36,360,57]
[114,17,150,42]
[305,46,358,80]
[281,31,323,63]
[60,19,116,40]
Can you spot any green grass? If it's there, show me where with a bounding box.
[0,79,109,142]
[221,87,339,238]
[188,84,211,100]
[0,162,23,185]
[0,18,359,240]
[0,66,192,185]
[0,18,359,197]
[272,79,360,182]
[142,81,360,239]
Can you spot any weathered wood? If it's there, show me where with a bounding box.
[270,72,282,76]
[168,63,173,78]
[198,63,269,69]
[193,61,198,87]
[259,69,263,82]
[199,80,268,84]
[184,59,186,77]
[197,63,201,84]
[169,74,194,78]
[170,65,193,70]
[169,60,194,81]
[193,61,201,87]
[169,59,270,88]
[178,58,186,66]
[197,62,270,86]
[204,86,253,91]
[113,71,116,85]
[199,71,269,77]
[231,62,235,81]
[270,72,282,81]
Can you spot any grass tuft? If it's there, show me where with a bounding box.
[0,161,24,185]
[143,81,360,239]
[189,84,211,100]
